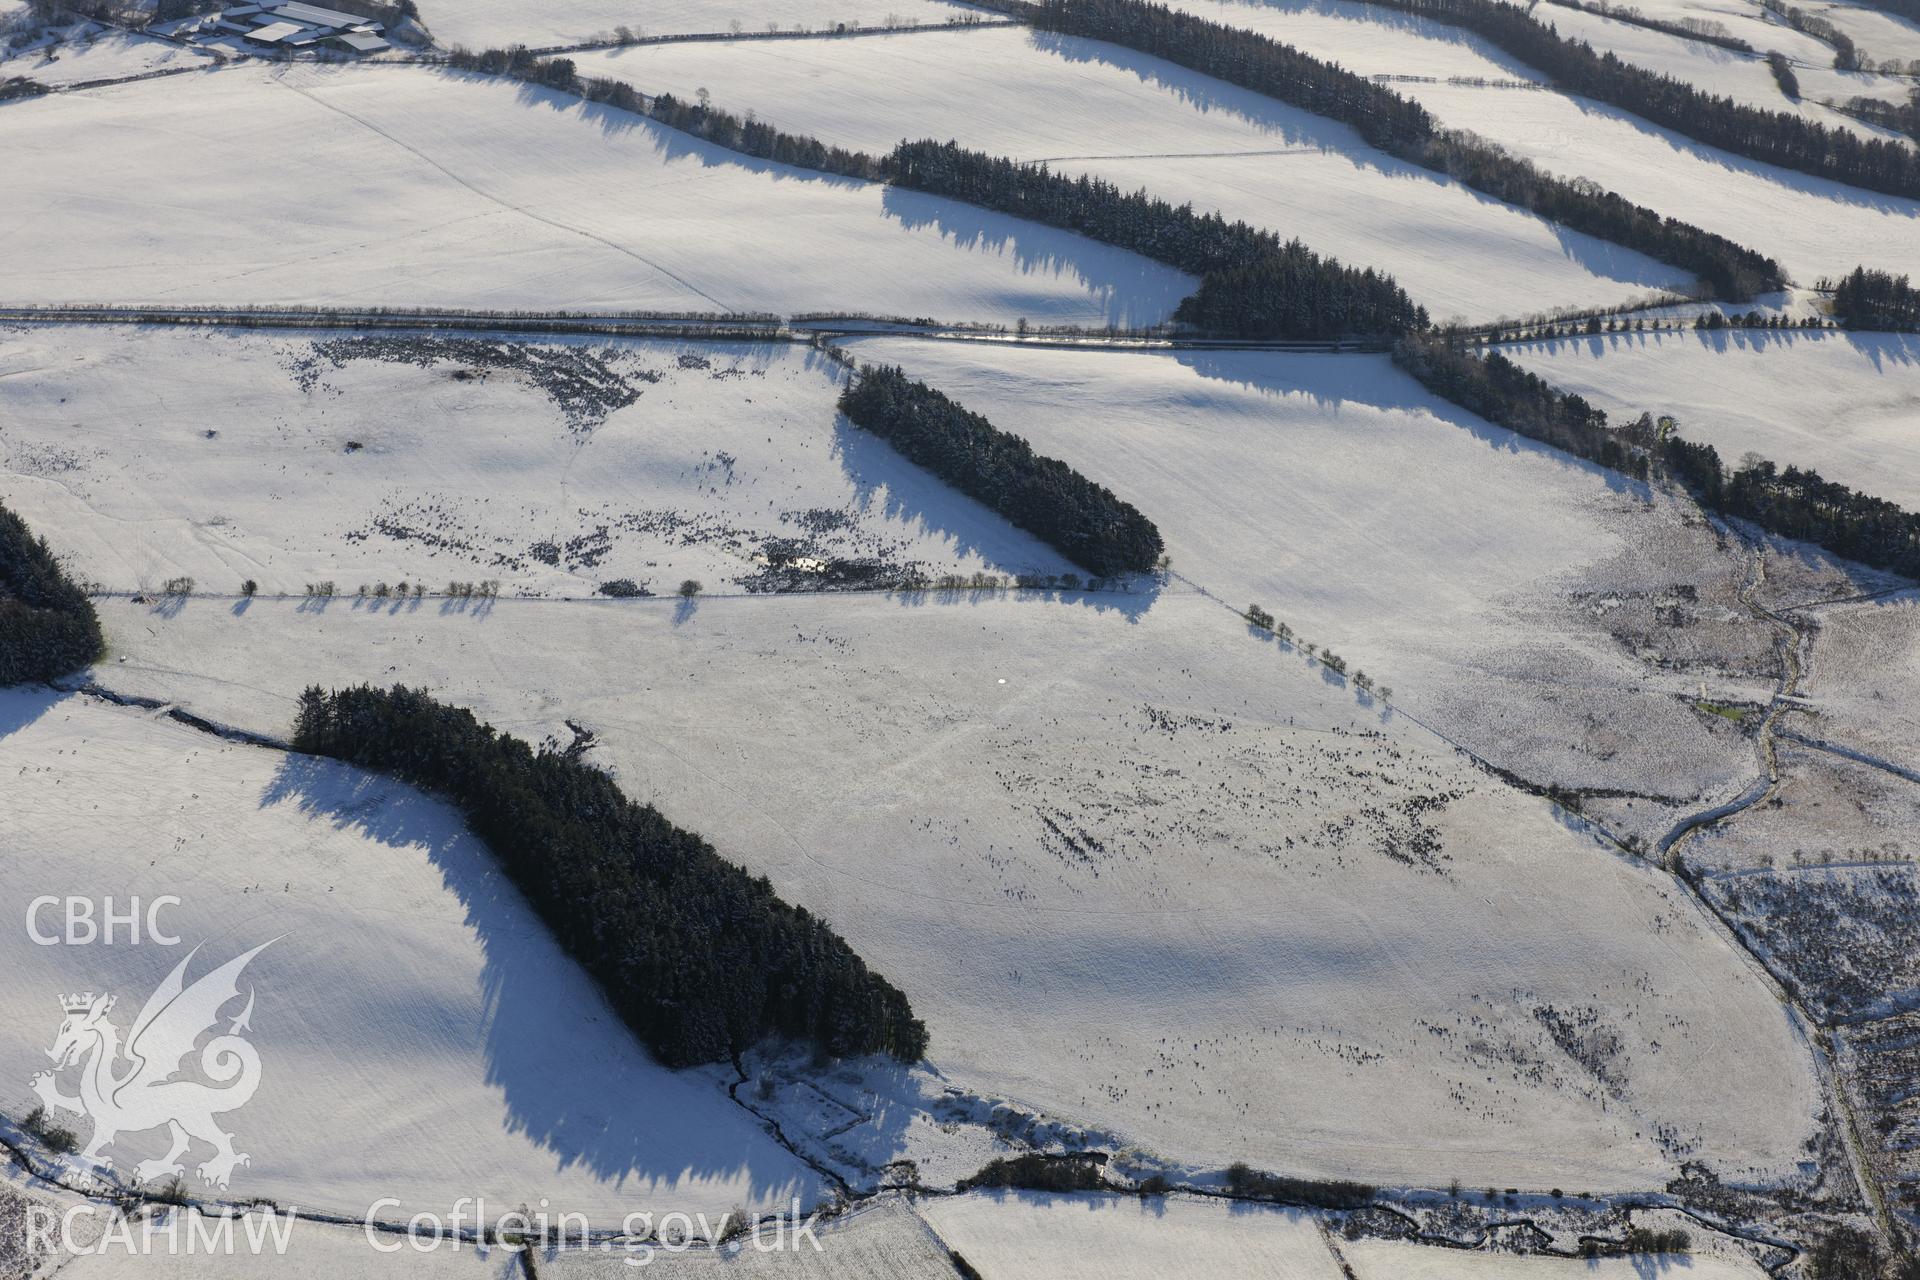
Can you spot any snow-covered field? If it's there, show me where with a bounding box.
[1344,1237,1766,1278]
[575,26,1687,323]
[1794,588,1920,766]
[838,337,1786,842]
[1160,0,1541,80]
[1603,0,1847,61]
[1527,3,1906,132]
[75,587,1823,1194]
[0,65,1191,324]
[917,1192,1342,1279]
[1505,328,1920,507]
[8,0,1918,1262]
[1159,0,1920,283]
[1809,0,1920,65]
[0,326,1068,596]
[1403,76,1920,283]
[51,1212,520,1279]
[422,0,979,51]
[0,686,825,1224]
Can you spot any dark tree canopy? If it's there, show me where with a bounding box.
[1832,266,1920,330]
[0,503,103,687]
[1022,0,1781,298]
[840,364,1165,576]
[293,685,928,1067]
[886,140,1429,337]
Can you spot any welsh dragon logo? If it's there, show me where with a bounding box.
[30,941,274,1190]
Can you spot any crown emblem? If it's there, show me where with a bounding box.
[60,992,100,1013]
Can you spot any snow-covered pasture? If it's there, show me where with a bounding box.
[573,26,1688,323]
[0,325,1070,597]
[1344,1237,1767,1279]
[48,1209,521,1278]
[0,65,1192,324]
[839,337,1779,841]
[81,587,1823,1194]
[542,1198,959,1276]
[1506,328,1920,508]
[1159,0,1544,80]
[1793,588,1920,767]
[0,687,825,1224]
[1160,0,1920,283]
[1808,0,1920,65]
[915,1192,1343,1279]
[1522,3,1905,133]
[421,0,978,52]
[1590,0,1846,63]
[1404,76,1920,284]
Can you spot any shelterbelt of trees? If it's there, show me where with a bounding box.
[293,685,928,1067]
[886,140,1430,337]
[1832,266,1920,329]
[840,363,1167,576]
[1395,337,1920,578]
[1330,0,1920,198]
[1014,0,1782,299]
[0,503,103,687]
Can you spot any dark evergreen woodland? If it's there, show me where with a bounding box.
[293,685,928,1067]
[0,503,103,687]
[839,364,1166,576]
[1832,266,1920,329]
[1851,0,1920,21]
[885,140,1430,336]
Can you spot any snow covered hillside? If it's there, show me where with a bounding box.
[0,66,1192,323]
[0,687,825,1223]
[5,0,1917,1265]
[80,588,1824,1193]
[422,0,980,50]
[1507,328,1920,507]
[0,326,1071,596]
[573,26,1688,323]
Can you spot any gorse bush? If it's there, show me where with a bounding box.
[292,685,926,1066]
[839,364,1165,576]
[0,502,103,687]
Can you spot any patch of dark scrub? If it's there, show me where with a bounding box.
[1707,866,1920,1023]
[739,553,922,594]
[306,336,653,432]
[1532,1004,1630,1100]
